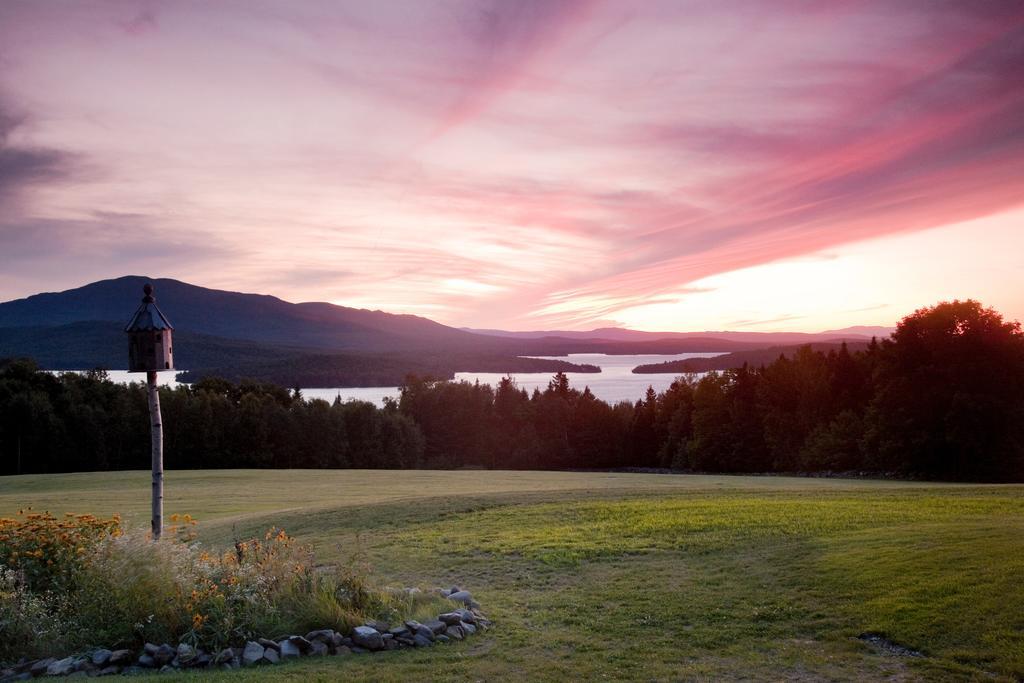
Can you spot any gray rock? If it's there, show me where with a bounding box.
[97,666,120,676]
[436,634,450,644]
[29,659,55,677]
[91,649,113,667]
[262,648,280,665]
[287,635,313,653]
[154,644,176,666]
[334,646,352,656]
[425,620,447,635]
[158,665,174,674]
[448,585,461,595]
[241,641,265,666]
[73,659,95,673]
[351,626,383,650]
[446,590,474,605]
[365,619,390,633]
[389,625,410,637]
[413,624,435,641]
[46,657,78,676]
[456,608,477,624]
[258,638,280,651]
[309,641,329,657]
[279,639,302,659]
[385,639,400,650]
[67,671,88,679]
[176,643,196,665]
[122,666,147,676]
[108,650,133,666]
[461,621,477,635]
[438,612,463,626]
[446,625,465,640]
[3,673,31,682]
[412,633,434,647]
[349,646,369,654]
[214,649,234,665]
[137,654,156,669]
[330,632,344,649]
[305,629,334,643]
[143,643,160,657]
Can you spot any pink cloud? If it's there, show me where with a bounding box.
[0,0,1021,330]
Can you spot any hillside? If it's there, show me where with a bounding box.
[633,341,871,373]
[0,321,307,370]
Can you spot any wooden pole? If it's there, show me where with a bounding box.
[147,370,164,540]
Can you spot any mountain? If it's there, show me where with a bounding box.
[0,277,763,359]
[0,277,747,385]
[0,276,892,386]
[0,276,497,353]
[463,325,893,344]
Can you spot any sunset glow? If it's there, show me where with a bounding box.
[1,1,1022,330]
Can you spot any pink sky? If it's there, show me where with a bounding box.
[1,0,1022,331]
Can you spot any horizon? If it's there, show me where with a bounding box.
[1,272,903,336]
[1,2,1022,332]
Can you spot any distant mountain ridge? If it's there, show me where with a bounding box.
[462,325,893,343]
[0,276,493,353]
[0,276,894,386]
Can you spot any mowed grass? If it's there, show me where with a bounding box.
[1,470,1022,681]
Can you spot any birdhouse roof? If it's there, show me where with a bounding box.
[125,300,174,332]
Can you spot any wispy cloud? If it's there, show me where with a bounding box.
[0,97,82,211]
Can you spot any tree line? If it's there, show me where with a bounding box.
[1,300,1021,481]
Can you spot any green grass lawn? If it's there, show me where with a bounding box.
[2,470,1021,681]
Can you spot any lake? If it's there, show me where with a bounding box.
[82,353,721,405]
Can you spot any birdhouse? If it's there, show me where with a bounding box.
[125,284,174,372]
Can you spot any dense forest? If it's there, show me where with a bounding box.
[632,341,870,373]
[1,301,1021,481]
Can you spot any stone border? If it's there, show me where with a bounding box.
[0,588,490,679]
